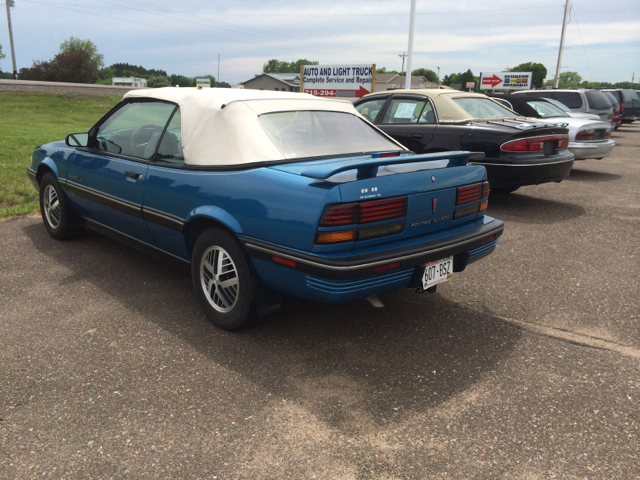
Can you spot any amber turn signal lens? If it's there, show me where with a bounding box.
[479,201,488,211]
[316,231,356,244]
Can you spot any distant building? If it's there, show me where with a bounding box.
[241,73,300,92]
[374,74,438,92]
[195,77,211,88]
[112,77,147,88]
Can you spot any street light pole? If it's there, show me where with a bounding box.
[553,0,570,89]
[5,0,18,79]
[404,0,416,90]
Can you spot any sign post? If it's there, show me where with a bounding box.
[479,72,533,91]
[300,64,376,98]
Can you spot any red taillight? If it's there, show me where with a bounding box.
[319,203,359,226]
[360,197,407,223]
[501,135,569,152]
[319,197,407,227]
[456,182,489,205]
[605,130,611,139]
[620,102,625,113]
[374,262,401,273]
[272,256,296,268]
[576,129,595,141]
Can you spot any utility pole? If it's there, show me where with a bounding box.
[5,0,18,79]
[437,66,440,87]
[398,52,407,82]
[404,0,416,90]
[217,54,220,87]
[631,72,635,89]
[553,0,570,89]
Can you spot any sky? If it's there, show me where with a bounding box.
[1,0,639,85]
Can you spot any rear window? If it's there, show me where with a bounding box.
[622,89,640,102]
[258,111,402,159]
[585,90,612,110]
[525,100,566,118]
[602,92,618,107]
[553,92,583,109]
[452,97,516,118]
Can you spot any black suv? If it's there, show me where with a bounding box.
[601,89,640,123]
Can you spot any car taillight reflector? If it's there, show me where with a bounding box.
[360,197,407,223]
[501,135,569,152]
[374,262,401,273]
[620,102,625,113]
[605,130,611,139]
[319,203,359,226]
[316,231,356,244]
[479,201,488,211]
[272,256,296,268]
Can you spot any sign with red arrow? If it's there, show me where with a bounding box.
[300,64,375,98]
[479,72,533,90]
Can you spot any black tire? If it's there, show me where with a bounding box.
[191,228,255,330]
[490,187,519,194]
[39,172,82,240]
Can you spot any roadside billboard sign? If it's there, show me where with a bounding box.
[195,77,211,88]
[300,64,375,98]
[479,72,533,90]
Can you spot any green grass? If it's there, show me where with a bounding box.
[0,93,122,217]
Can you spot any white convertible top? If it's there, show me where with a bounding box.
[123,87,361,166]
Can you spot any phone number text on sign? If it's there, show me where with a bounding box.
[304,89,337,97]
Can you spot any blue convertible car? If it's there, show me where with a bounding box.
[28,88,504,330]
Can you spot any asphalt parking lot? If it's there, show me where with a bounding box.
[1,124,639,479]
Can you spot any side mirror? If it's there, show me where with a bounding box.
[65,133,89,147]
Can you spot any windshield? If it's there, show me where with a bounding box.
[452,97,516,119]
[258,111,403,159]
[525,100,567,118]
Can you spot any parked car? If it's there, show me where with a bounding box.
[600,89,640,123]
[27,88,504,330]
[512,89,613,123]
[354,89,574,194]
[489,94,615,160]
[600,91,622,129]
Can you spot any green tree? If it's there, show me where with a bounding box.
[558,71,582,88]
[218,81,231,88]
[459,69,475,90]
[509,62,547,89]
[263,58,318,74]
[147,75,171,88]
[22,50,100,83]
[0,44,5,62]
[411,68,438,83]
[60,36,104,70]
[376,67,399,74]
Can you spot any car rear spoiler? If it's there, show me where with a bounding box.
[300,151,486,180]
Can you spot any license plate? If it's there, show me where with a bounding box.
[422,256,453,290]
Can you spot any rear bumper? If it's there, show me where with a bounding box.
[569,139,615,160]
[477,157,574,189]
[241,219,503,303]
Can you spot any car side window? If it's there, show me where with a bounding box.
[417,101,436,124]
[95,101,176,160]
[381,99,426,124]
[553,92,583,109]
[354,98,387,122]
[156,109,184,164]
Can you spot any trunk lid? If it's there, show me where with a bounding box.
[270,151,488,244]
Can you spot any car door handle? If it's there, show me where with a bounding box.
[411,134,423,139]
[125,171,142,180]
